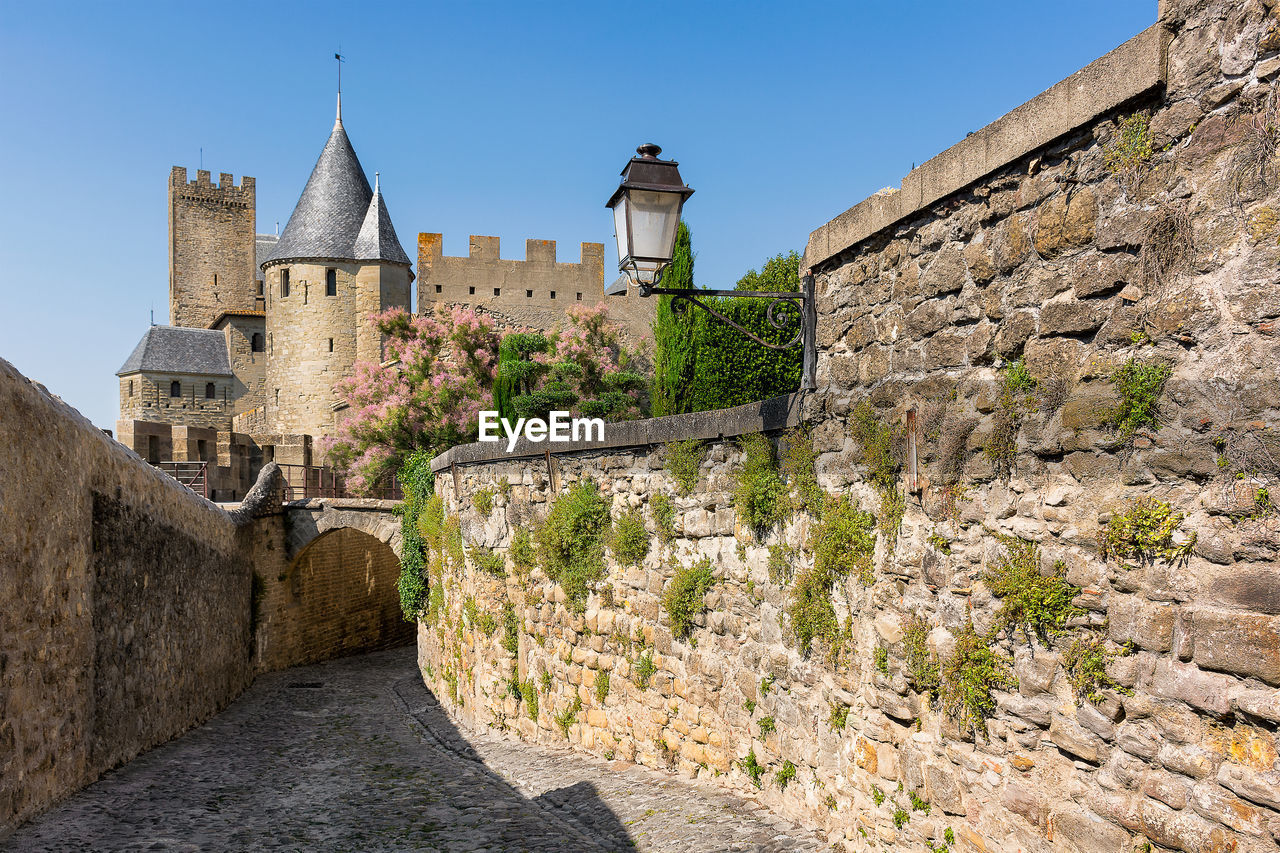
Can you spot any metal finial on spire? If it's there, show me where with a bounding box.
[374,171,379,193]
[334,52,345,127]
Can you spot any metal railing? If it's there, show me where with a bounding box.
[154,461,209,499]
[276,464,402,502]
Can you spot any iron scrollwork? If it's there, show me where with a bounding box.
[650,288,806,351]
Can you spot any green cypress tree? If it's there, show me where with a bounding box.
[650,221,697,416]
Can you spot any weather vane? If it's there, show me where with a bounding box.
[335,52,345,93]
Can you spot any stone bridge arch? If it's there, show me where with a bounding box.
[250,491,410,672]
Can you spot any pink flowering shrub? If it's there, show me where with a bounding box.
[324,307,499,493]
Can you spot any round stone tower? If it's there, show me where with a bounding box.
[260,98,413,442]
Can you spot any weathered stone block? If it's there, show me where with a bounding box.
[1034,189,1097,257]
[1040,299,1108,336]
[1189,607,1280,685]
[914,247,965,303]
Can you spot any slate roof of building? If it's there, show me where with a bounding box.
[116,326,233,377]
[264,107,392,266]
[353,179,412,266]
[254,235,279,280]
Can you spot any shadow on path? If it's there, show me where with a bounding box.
[6,648,633,852]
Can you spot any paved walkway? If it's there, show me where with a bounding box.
[6,647,827,853]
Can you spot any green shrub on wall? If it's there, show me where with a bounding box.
[662,557,716,640]
[609,509,650,564]
[733,434,789,534]
[536,479,612,611]
[789,494,876,656]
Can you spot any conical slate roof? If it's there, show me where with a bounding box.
[353,175,411,265]
[264,107,374,266]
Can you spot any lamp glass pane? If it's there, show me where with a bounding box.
[627,189,681,263]
[612,196,630,266]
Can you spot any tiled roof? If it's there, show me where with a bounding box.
[353,179,411,266]
[116,326,232,377]
[263,117,373,265]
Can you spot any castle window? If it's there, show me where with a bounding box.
[526,290,533,298]
[257,281,264,296]
[328,338,334,353]
[251,332,264,352]
[494,288,501,297]
[576,292,583,301]
[468,286,475,295]
[435,285,442,294]
[550,291,556,300]
[204,382,215,399]
[281,269,290,297]
[169,381,181,397]
[128,380,134,397]
[325,268,337,296]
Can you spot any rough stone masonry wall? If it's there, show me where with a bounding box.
[0,356,255,834]
[419,3,1280,851]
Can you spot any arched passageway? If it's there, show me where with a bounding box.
[254,526,413,671]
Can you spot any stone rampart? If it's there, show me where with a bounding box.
[418,2,1280,850]
[0,356,254,833]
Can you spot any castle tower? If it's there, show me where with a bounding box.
[260,97,413,441]
[168,167,258,328]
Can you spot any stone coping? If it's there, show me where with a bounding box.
[429,393,803,472]
[803,22,1167,271]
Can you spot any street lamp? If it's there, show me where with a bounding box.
[604,143,816,392]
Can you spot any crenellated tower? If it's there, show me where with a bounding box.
[168,167,258,328]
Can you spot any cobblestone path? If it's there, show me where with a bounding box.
[7,647,827,852]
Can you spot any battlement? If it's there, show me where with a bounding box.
[169,166,255,206]
[416,232,650,341]
[418,233,603,267]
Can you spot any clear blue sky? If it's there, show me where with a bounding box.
[0,0,1155,431]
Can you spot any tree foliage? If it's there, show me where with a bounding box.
[505,304,649,421]
[651,228,803,415]
[325,307,499,493]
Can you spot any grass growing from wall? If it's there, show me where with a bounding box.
[536,479,611,611]
[474,487,495,516]
[985,359,1037,479]
[780,425,824,517]
[984,539,1083,646]
[789,494,876,657]
[500,602,520,656]
[664,439,704,494]
[1109,358,1171,436]
[851,402,904,543]
[609,509,650,564]
[733,434,789,534]
[939,621,1016,734]
[650,494,676,541]
[1063,636,1132,704]
[595,670,611,703]
[471,545,506,577]
[663,557,716,640]
[1099,496,1196,564]
[902,613,940,698]
[510,527,537,575]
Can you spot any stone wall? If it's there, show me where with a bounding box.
[417,233,655,343]
[418,3,1280,851]
[0,356,255,833]
[168,167,258,329]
